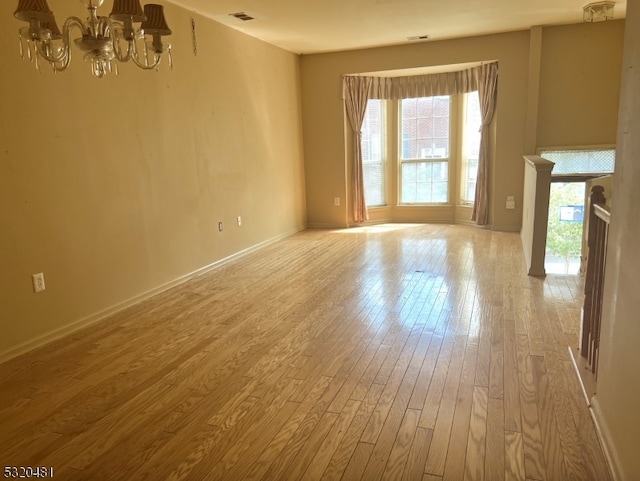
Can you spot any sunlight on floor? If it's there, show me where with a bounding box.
[332,223,423,234]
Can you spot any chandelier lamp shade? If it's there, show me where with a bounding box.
[13,0,173,78]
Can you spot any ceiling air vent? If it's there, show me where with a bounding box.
[407,35,430,41]
[229,12,255,21]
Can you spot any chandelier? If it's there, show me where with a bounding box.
[14,0,172,78]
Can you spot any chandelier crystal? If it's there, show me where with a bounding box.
[14,0,173,78]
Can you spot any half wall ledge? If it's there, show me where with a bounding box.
[521,155,555,276]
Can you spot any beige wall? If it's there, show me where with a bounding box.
[300,22,624,231]
[0,2,306,359]
[537,20,624,148]
[594,1,640,479]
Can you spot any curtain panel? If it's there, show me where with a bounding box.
[471,63,499,225]
[343,61,498,225]
[343,76,374,224]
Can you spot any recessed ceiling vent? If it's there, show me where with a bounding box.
[229,12,255,21]
[407,35,430,41]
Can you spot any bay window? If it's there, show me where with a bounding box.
[361,92,480,209]
[348,62,497,223]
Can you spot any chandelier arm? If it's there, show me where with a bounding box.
[131,52,162,70]
[34,40,64,64]
[97,16,111,38]
[34,16,85,69]
[113,38,133,63]
[130,38,162,70]
[103,16,133,63]
[55,17,86,71]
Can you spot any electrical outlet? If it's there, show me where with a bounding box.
[506,196,516,210]
[334,197,340,206]
[218,221,223,232]
[32,272,45,293]
[237,216,242,227]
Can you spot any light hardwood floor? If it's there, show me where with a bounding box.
[0,224,611,480]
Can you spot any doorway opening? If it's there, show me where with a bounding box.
[545,182,585,275]
[539,147,615,276]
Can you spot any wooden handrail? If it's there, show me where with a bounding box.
[593,203,611,224]
[581,185,610,379]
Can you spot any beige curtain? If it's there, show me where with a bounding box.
[368,68,477,99]
[471,63,499,225]
[343,76,373,224]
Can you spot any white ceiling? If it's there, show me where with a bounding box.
[164,0,626,54]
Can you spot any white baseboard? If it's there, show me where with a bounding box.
[567,346,593,407]
[0,227,304,364]
[590,396,624,481]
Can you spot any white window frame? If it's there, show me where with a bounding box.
[398,96,452,205]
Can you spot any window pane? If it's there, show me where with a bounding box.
[401,96,450,160]
[462,91,481,203]
[404,162,417,183]
[363,162,385,206]
[401,161,448,204]
[402,181,417,204]
[432,182,448,203]
[361,100,386,207]
[539,149,615,175]
[400,96,450,205]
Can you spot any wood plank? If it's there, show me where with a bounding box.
[300,399,361,481]
[531,355,566,481]
[360,380,416,480]
[423,474,443,481]
[320,383,385,481]
[484,397,505,481]
[216,401,300,481]
[380,408,421,480]
[544,350,590,481]
[407,333,444,410]
[416,335,456,429]
[488,307,504,400]
[341,442,374,481]
[242,376,333,481]
[503,319,522,432]
[515,335,546,481]
[504,431,526,481]
[442,343,478,481]
[402,427,433,481]
[424,335,468,475]
[276,411,340,481]
[464,386,488,481]
[559,359,612,481]
[361,321,425,445]
[474,302,492,388]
